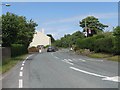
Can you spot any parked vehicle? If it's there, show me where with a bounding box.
[47,46,58,52]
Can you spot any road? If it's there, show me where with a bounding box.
[1,49,119,88]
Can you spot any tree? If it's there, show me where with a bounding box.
[113,26,120,55]
[47,34,55,43]
[2,12,19,46]
[79,16,108,36]
[53,31,84,48]
[71,31,84,45]
[2,12,38,47]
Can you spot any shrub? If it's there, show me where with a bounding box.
[11,44,27,57]
[94,37,114,53]
[76,33,114,54]
[113,26,120,55]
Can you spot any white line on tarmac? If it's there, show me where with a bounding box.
[22,61,26,64]
[20,67,23,71]
[19,79,23,88]
[26,54,33,59]
[102,76,120,82]
[26,57,28,59]
[70,67,107,78]
[85,58,103,62]
[19,72,23,77]
[22,63,24,66]
[66,61,74,65]
[55,56,59,59]
[68,59,73,62]
[70,67,120,82]
[79,59,86,62]
[62,59,74,65]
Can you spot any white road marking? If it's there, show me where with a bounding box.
[22,63,24,66]
[26,54,33,59]
[70,67,107,78]
[20,67,23,71]
[55,56,59,59]
[86,59,103,62]
[68,59,73,62]
[19,79,23,88]
[26,57,28,59]
[51,53,60,59]
[19,72,23,77]
[70,67,119,82]
[62,59,74,65]
[79,59,86,62]
[22,61,26,64]
[102,76,120,82]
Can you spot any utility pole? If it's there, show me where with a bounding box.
[84,19,88,37]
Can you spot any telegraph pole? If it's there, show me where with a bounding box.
[84,19,87,37]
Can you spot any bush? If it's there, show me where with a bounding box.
[94,37,114,53]
[11,44,27,57]
[113,26,120,55]
[76,33,114,54]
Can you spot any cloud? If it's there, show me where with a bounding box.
[42,12,117,26]
[90,12,118,19]
[36,12,117,39]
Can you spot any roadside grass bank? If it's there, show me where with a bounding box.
[0,54,29,74]
[88,53,119,62]
[75,49,120,62]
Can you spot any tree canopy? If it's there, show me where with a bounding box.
[79,16,108,36]
[2,12,38,47]
[113,26,120,54]
[53,31,84,48]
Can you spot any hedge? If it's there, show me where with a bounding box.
[11,44,27,57]
[76,34,114,54]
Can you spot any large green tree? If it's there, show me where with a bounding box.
[2,12,38,47]
[53,31,84,48]
[79,16,108,36]
[113,26,120,55]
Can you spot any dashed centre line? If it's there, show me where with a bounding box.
[20,67,23,71]
[19,79,23,88]
[23,61,26,64]
[19,71,23,77]
[22,63,24,66]
[18,54,33,88]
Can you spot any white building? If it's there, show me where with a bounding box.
[29,29,51,48]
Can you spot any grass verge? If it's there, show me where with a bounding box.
[0,54,28,74]
[75,49,120,62]
[88,53,120,62]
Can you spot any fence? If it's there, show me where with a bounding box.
[2,47,11,64]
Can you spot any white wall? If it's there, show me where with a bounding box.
[29,31,51,48]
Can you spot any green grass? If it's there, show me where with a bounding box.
[75,49,120,62]
[88,53,120,62]
[0,54,28,74]
[107,55,120,62]
[88,53,111,58]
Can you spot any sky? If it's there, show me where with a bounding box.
[2,2,118,39]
